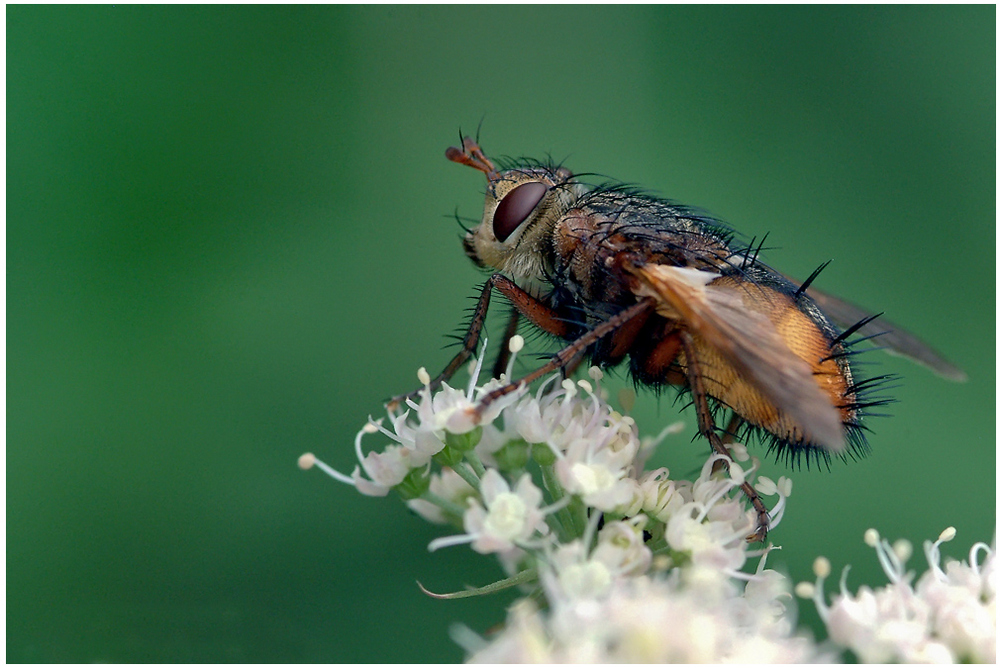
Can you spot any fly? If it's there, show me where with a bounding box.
[390,135,965,541]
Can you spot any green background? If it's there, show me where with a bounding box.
[8,5,995,662]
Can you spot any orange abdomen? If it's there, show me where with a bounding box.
[680,280,853,444]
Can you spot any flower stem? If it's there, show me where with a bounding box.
[423,491,467,519]
[464,450,487,478]
[541,464,579,540]
[567,495,588,542]
[542,508,569,541]
[451,461,481,491]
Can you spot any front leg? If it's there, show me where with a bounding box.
[473,299,657,416]
[387,274,570,409]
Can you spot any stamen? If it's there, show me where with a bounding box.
[892,538,913,564]
[560,378,577,400]
[534,373,559,399]
[925,526,957,582]
[467,336,488,401]
[428,533,477,552]
[759,476,790,528]
[299,452,356,485]
[643,421,684,452]
[729,442,750,462]
[969,541,993,577]
[813,556,831,578]
[538,495,572,516]
[697,458,743,514]
[727,461,746,485]
[838,564,852,596]
[871,532,904,584]
[809,557,835,620]
[776,476,792,497]
[505,334,524,380]
[369,418,403,446]
[754,543,778,574]
[355,421,380,462]
[756,476,777,496]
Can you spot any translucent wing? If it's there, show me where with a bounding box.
[631,264,846,451]
[802,286,967,382]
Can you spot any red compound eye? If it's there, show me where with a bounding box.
[493,182,548,242]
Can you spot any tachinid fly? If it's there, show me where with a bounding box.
[391,136,964,541]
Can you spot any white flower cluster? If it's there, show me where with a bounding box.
[466,564,828,663]
[299,340,995,663]
[799,527,996,663]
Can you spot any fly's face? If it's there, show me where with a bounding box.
[449,138,582,282]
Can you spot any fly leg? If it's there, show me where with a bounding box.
[490,309,587,384]
[387,274,570,410]
[473,299,656,416]
[492,313,586,383]
[722,414,745,444]
[560,351,588,381]
[679,330,770,543]
[711,414,746,476]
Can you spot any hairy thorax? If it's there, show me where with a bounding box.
[552,192,734,310]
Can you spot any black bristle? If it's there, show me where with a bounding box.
[795,260,832,298]
[844,374,897,394]
[820,346,889,363]
[750,232,770,268]
[842,332,889,348]
[832,313,884,346]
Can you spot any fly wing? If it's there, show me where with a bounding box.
[801,285,967,382]
[631,264,846,452]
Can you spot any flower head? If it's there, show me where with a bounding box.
[461,469,551,554]
[424,469,555,556]
[467,566,828,663]
[302,344,995,664]
[801,527,996,663]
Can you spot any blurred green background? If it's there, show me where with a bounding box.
[8,5,994,662]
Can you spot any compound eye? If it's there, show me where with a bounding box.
[493,181,548,242]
